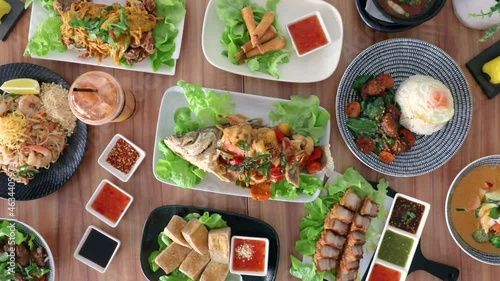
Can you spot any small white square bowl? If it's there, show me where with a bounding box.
[73,226,121,273]
[85,179,133,228]
[286,11,332,57]
[98,134,146,182]
[229,235,269,276]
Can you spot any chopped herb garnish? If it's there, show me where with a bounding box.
[455,208,468,212]
[236,140,250,151]
[401,211,416,224]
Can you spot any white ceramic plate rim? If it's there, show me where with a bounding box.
[152,85,330,203]
[201,0,343,83]
[27,0,186,75]
[445,155,500,265]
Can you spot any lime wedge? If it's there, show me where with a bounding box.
[0,78,40,95]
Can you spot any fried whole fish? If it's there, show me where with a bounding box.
[164,115,329,199]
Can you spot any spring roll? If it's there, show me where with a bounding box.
[251,12,275,47]
[241,7,256,34]
[246,36,286,59]
[234,26,277,60]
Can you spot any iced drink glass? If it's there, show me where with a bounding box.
[68,71,136,125]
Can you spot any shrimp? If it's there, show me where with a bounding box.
[0,101,8,116]
[21,145,52,168]
[18,95,42,116]
[0,146,15,165]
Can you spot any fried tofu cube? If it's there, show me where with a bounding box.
[154,242,191,275]
[164,215,191,248]
[200,260,229,281]
[181,219,209,255]
[208,227,231,264]
[179,250,211,280]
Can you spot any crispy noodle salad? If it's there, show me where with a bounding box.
[0,83,76,184]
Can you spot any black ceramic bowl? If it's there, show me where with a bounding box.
[373,0,446,25]
[355,0,419,33]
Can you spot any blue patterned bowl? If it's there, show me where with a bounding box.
[445,155,500,265]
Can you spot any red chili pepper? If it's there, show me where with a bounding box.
[274,127,285,143]
[229,156,245,166]
[485,181,494,188]
[308,147,323,162]
[271,166,285,182]
[307,161,323,174]
[109,29,116,38]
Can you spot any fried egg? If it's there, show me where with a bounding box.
[395,75,454,135]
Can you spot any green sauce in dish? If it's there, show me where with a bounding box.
[377,230,414,267]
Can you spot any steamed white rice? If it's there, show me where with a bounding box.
[395,75,454,135]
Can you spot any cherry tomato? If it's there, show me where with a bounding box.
[229,156,244,166]
[307,161,323,174]
[270,166,285,182]
[274,127,285,143]
[308,147,323,162]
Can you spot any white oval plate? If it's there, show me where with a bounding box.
[201,0,343,83]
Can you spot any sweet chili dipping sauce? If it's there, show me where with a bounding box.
[106,138,139,174]
[368,263,402,281]
[91,183,131,222]
[288,13,329,55]
[232,238,267,272]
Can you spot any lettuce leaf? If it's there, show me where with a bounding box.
[290,167,389,279]
[25,0,57,15]
[269,95,330,144]
[155,141,205,188]
[216,0,290,79]
[24,17,66,57]
[178,80,235,127]
[150,0,185,71]
[290,256,329,281]
[271,175,323,200]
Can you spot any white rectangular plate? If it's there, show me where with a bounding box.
[201,0,344,83]
[152,86,331,203]
[28,0,185,75]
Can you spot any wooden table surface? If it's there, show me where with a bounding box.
[1,0,499,280]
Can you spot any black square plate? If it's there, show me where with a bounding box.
[140,205,279,281]
[466,40,500,99]
[0,0,25,41]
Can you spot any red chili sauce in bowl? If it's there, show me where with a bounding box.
[232,238,267,273]
[288,13,329,56]
[368,263,402,281]
[91,183,131,223]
